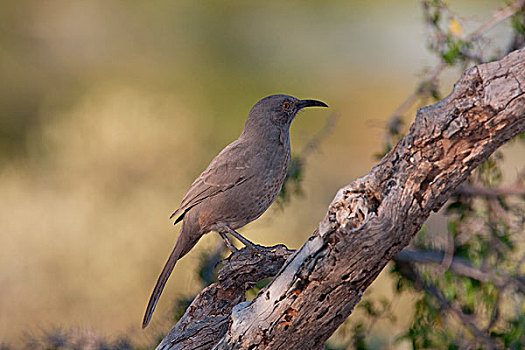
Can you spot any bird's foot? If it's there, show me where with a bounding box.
[238,240,289,255]
[220,226,288,254]
[247,243,288,251]
[242,241,268,252]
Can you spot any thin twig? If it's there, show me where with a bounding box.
[486,289,501,331]
[386,0,525,140]
[468,0,525,42]
[395,249,525,292]
[397,259,498,349]
[456,184,525,197]
[299,113,337,159]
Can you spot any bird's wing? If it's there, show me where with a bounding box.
[170,141,254,223]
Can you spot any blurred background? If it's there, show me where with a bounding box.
[0,0,522,348]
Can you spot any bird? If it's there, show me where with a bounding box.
[142,94,328,328]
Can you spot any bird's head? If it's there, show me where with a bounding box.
[243,94,328,135]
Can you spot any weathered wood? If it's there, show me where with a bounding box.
[158,48,525,350]
[156,245,294,350]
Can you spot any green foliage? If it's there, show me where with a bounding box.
[245,277,272,301]
[278,155,305,205]
[198,247,223,285]
[351,323,369,350]
[441,38,471,65]
[492,313,525,350]
[337,1,525,349]
[394,147,524,348]
[511,10,525,35]
[171,296,194,323]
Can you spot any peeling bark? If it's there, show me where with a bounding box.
[156,246,294,350]
[157,48,525,350]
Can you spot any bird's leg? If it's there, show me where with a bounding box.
[218,232,237,253]
[221,225,264,250]
[219,225,286,251]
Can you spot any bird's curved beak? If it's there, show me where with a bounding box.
[297,99,328,110]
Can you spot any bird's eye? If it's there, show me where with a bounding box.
[282,102,291,110]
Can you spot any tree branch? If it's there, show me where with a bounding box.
[394,249,525,292]
[156,246,294,350]
[386,0,525,141]
[395,258,497,349]
[158,48,525,350]
[456,184,525,197]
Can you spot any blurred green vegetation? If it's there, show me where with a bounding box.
[0,0,523,349]
[327,1,525,349]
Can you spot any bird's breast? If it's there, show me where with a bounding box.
[244,144,290,214]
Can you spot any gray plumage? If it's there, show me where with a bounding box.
[142,94,327,328]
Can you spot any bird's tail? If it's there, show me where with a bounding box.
[142,226,198,328]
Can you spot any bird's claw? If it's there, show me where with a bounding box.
[244,242,287,253]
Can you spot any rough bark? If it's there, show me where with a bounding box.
[156,245,294,350]
[157,48,525,350]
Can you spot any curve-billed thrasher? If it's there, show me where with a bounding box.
[142,94,327,328]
